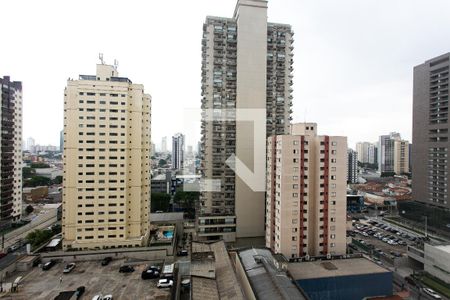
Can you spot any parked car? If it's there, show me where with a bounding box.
[142,268,160,279]
[42,260,56,270]
[423,287,442,299]
[75,286,85,299]
[101,257,112,266]
[157,278,173,288]
[177,249,188,256]
[119,265,134,273]
[63,263,76,273]
[0,253,7,259]
[92,295,113,300]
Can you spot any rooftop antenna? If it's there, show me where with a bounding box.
[114,59,119,70]
[99,53,104,64]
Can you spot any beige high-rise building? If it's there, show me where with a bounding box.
[266,123,347,258]
[198,0,293,242]
[394,140,410,175]
[62,63,151,250]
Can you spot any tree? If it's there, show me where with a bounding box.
[52,175,63,185]
[30,162,51,169]
[151,193,171,212]
[173,191,199,219]
[25,205,34,215]
[26,229,53,248]
[24,176,52,187]
[158,159,167,167]
[22,167,36,179]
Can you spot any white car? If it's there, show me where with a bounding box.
[423,288,442,299]
[92,295,113,300]
[157,278,173,288]
[63,263,76,273]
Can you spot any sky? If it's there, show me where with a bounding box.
[2,0,450,150]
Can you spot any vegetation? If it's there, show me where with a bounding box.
[23,167,37,179]
[23,176,52,187]
[158,159,167,167]
[25,205,34,215]
[25,225,61,250]
[358,162,378,170]
[30,162,51,169]
[53,175,63,184]
[174,191,199,219]
[380,171,396,177]
[25,229,54,248]
[151,193,171,212]
[414,273,450,298]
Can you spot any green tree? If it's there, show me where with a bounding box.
[151,193,171,212]
[158,159,167,167]
[26,229,54,248]
[22,167,36,179]
[174,191,199,219]
[52,175,63,184]
[25,205,34,215]
[30,162,51,168]
[24,176,52,187]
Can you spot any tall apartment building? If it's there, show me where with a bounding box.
[393,140,410,174]
[413,53,450,209]
[26,137,35,152]
[356,142,377,164]
[266,123,347,258]
[347,149,358,184]
[161,137,167,153]
[0,76,23,225]
[62,63,151,250]
[199,0,293,242]
[378,132,401,173]
[172,133,185,170]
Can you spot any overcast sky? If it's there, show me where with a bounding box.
[2,0,450,150]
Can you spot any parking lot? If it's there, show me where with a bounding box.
[350,218,424,262]
[5,259,171,300]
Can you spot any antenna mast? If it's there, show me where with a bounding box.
[99,53,104,64]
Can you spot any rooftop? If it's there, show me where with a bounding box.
[238,248,307,300]
[191,241,244,300]
[433,244,450,253]
[288,257,390,281]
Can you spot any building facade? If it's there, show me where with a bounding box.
[161,137,167,153]
[266,123,347,258]
[393,140,410,174]
[413,53,450,209]
[347,149,358,184]
[356,142,376,165]
[198,0,293,242]
[172,133,185,170]
[378,133,401,174]
[62,63,151,250]
[0,76,23,225]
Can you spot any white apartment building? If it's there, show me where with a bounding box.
[394,140,410,174]
[198,0,293,242]
[0,76,23,224]
[62,63,151,250]
[266,123,347,258]
[172,133,185,170]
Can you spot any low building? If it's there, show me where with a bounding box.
[235,248,307,299]
[347,195,365,213]
[23,186,49,202]
[288,257,393,300]
[191,241,245,300]
[407,243,450,284]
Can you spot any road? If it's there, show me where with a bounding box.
[1,208,57,251]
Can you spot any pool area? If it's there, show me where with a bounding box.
[163,230,174,239]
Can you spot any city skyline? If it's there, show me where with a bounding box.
[3,0,450,148]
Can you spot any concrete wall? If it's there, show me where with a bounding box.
[233,252,256,300]
[424,244,450,284]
